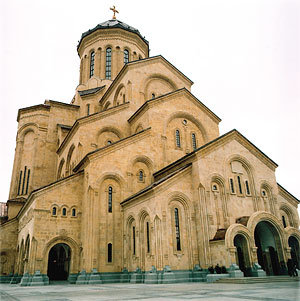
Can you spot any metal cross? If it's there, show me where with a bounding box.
[110,5,119,20]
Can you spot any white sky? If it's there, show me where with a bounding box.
[1,0,299,216]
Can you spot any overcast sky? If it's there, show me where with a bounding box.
[1,0,299,215]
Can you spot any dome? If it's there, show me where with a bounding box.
[77,19,148,50]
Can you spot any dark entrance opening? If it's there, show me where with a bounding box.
[254,221,286,275]
[47,243,71,281]
[234,234,251,276]
[288,236,300,269]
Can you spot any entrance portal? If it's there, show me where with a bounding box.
[47,243,71,281]
[288,236,300,269]
[234,234,251,276]
[254,221,285,275]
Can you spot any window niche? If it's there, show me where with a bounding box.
[107,243,113,263]
[90,51,95,78]
[51,206,58,216]
[138,170,145,183]
[175,129,181,148]
[62,207,67,217]
[108,186,113,213]
[106,48,112,79]
[229,178,235,194]
[71,208,77,217]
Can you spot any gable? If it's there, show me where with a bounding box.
[100,56,194,110]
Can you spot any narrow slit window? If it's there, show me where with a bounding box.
[90,51,95,78]
[21,166,27,195]
[108,186,112,213]
[175,130,181,148]
[108,243,112,262]
[237,176,243,194]
[106,48,112,79]
[174,208,181,251]
[282,216,287,228]
[245,180,250,195]
[17,171,22,195]
[25,169,30,194]
[72,208,76,217]
[86,104,90,116]
[230,178,235,194]
[139,170,144,182]
[146,222,150,253]
[132,226,136,255]
[124,49,129,64]
[191,133,197,150]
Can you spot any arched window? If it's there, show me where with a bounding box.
[245,180,250,195]
[52,207,57,216]
[132,226,136,255]
[229,178,235,194]
[106,48,112,79]
[21,166,27,195]
[175,130,181,148]
[108,243,112,262]
[124,49,129,64]
[191,133,197,150]
[17,171,22,195]
[107,140,112,145]
[72,208,76,217]
[151,93,155,99]
[146,221,150,253]
[108,186,113,212]
[174,208,181,251]
[90,51,95,78]
[139,170,144,182]
[237,176,243,194]
[282,215,287,228]
[62,208,67,216]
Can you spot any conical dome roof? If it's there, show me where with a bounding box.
[78,19,148,50]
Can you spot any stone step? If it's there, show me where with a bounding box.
[216,276,300,284]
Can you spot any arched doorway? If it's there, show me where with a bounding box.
[288,236,300,269]
[47,243,71,281]
[254,221,286,275]
[234,234,251,276]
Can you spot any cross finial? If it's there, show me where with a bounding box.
[110,5,119,20]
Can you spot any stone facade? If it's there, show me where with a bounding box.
[1,18,299,285]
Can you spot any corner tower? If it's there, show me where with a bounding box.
[77,19,149,86]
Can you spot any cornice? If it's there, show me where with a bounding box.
[78,28,148,57]
[121,163,192,207]
[99,55,194,106]
[17,104,50,122]
[278,183,299,205]
[153,129,278,183]
[57,102,130,154]
[0,217,18,228]
[128,88,221,125]
[196,130,278,171]
[73,127,151,172]
[17,171,84,220]
[46,100,80,110]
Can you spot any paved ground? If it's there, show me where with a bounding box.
[0,281,299,301]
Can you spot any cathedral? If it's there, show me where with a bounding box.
[0,8,299,285]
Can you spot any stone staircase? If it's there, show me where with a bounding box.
[216,276,300,284]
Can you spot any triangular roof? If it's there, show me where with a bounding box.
[128,88,221,124]
[99,55,194,105]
